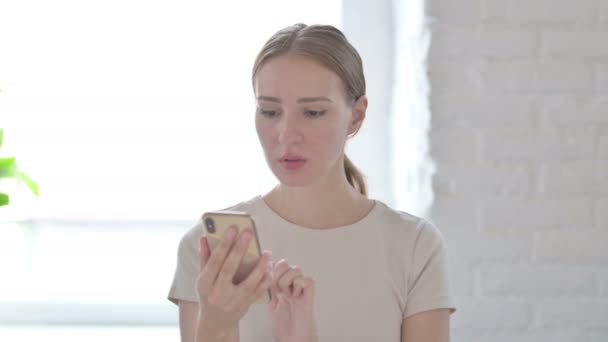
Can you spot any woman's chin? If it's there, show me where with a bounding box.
[275,175,311,187]
[271,169,314,187]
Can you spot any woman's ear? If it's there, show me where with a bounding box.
[348,95,368,137]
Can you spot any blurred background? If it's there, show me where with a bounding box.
[0,0,606,341]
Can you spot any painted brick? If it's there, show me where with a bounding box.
[427,0,481,23]
[542,30,608,57]
[451,298,533,331]
[482,0,599,24]
[482,127,596,161]
[599,63,608,91]
[534,62,595,91]
[427,0,605,338]
[428,61,484,93]
[481,264,596,297]
[429,196,479,230]
[600,132,608,159]
[599,197,608,228]
[431,93,541,128]
[602,2,608,24]
[539,161,608,194]
[430,127,482,162]
[447,231,534,264]
[446,259,476,297]
[434,161,533,196]
[598,270,608,297]
[430,25,538,58]
[481,61,536,91]
[453,331,592,342]
[537,299,608,329]
[536,230,608,265]
[483,61,594,92]
[545,95,608,126]
[480,197,595,229]
[591,333,608,342]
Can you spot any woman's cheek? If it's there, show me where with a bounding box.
[256,124,275,148]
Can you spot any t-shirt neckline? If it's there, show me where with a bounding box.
[253,194,381,233]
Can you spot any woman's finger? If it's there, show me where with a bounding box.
[249,269,273,304]
[293,276,314,297]
[234,250,272,298]
[276,266,303,294]
[300,277,315,298]
[269,274,280,310]
[216,228,253,286]
[199,225,238,288]
[272,259,290,279]
[292,281,301,297]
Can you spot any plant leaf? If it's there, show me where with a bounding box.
[0,193,8,206]
[17,171,39,196]
[0,157,17,178]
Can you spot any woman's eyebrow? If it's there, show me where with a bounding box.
[256,96,281,103]
[298,96,333,103]
[256,96,333,103]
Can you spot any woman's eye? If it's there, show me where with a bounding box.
[305,110,326,118]
[260,110,278,117]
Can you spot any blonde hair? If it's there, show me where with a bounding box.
[251,23,368,196]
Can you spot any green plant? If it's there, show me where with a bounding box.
[0,128,39,206]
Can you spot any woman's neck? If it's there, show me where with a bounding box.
[263,178,374,230]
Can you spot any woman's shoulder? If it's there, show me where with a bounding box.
[216,195,262,213]
[372,200,444,244]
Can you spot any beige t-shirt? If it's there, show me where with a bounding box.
[168,195,455,341]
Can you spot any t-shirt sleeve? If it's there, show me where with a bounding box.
[168,222,202,305]
[402,219,456,318]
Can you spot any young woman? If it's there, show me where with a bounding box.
[168,23,455,342]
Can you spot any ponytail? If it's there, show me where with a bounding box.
[344,155,367,196]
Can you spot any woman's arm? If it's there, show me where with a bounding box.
[401,309,451,342]
[178,300,239,342]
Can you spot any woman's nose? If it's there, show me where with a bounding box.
[277,113,303,144]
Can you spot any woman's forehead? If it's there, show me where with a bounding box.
[254,55,344,100]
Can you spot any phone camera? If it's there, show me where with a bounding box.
[204,217,216,234]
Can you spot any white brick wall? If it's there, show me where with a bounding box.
[427,0,608,340]
[480,264,596,297]
[539,161,608,194]
[599,198,608,227]
[535,230,608,264]
[480,197,595,228]
[468,332,589,342]
[542,31,608,57]
[482,127,596,161]
[481,0,600,24]
[600,63,608,90]
[483,61,595,92]
[537,299,608,329]
[545,96,608,126]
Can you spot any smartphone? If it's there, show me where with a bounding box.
[201,210,270,304]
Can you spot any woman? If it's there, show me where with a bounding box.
[168,23,455,342]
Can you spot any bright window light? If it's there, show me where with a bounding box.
[0,1,342,339]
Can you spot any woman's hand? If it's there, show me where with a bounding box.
[268,259,318,342]
[196,226,273,336]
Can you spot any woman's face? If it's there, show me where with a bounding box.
[254,54,365,187]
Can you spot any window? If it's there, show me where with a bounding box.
[0,0,429,339]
